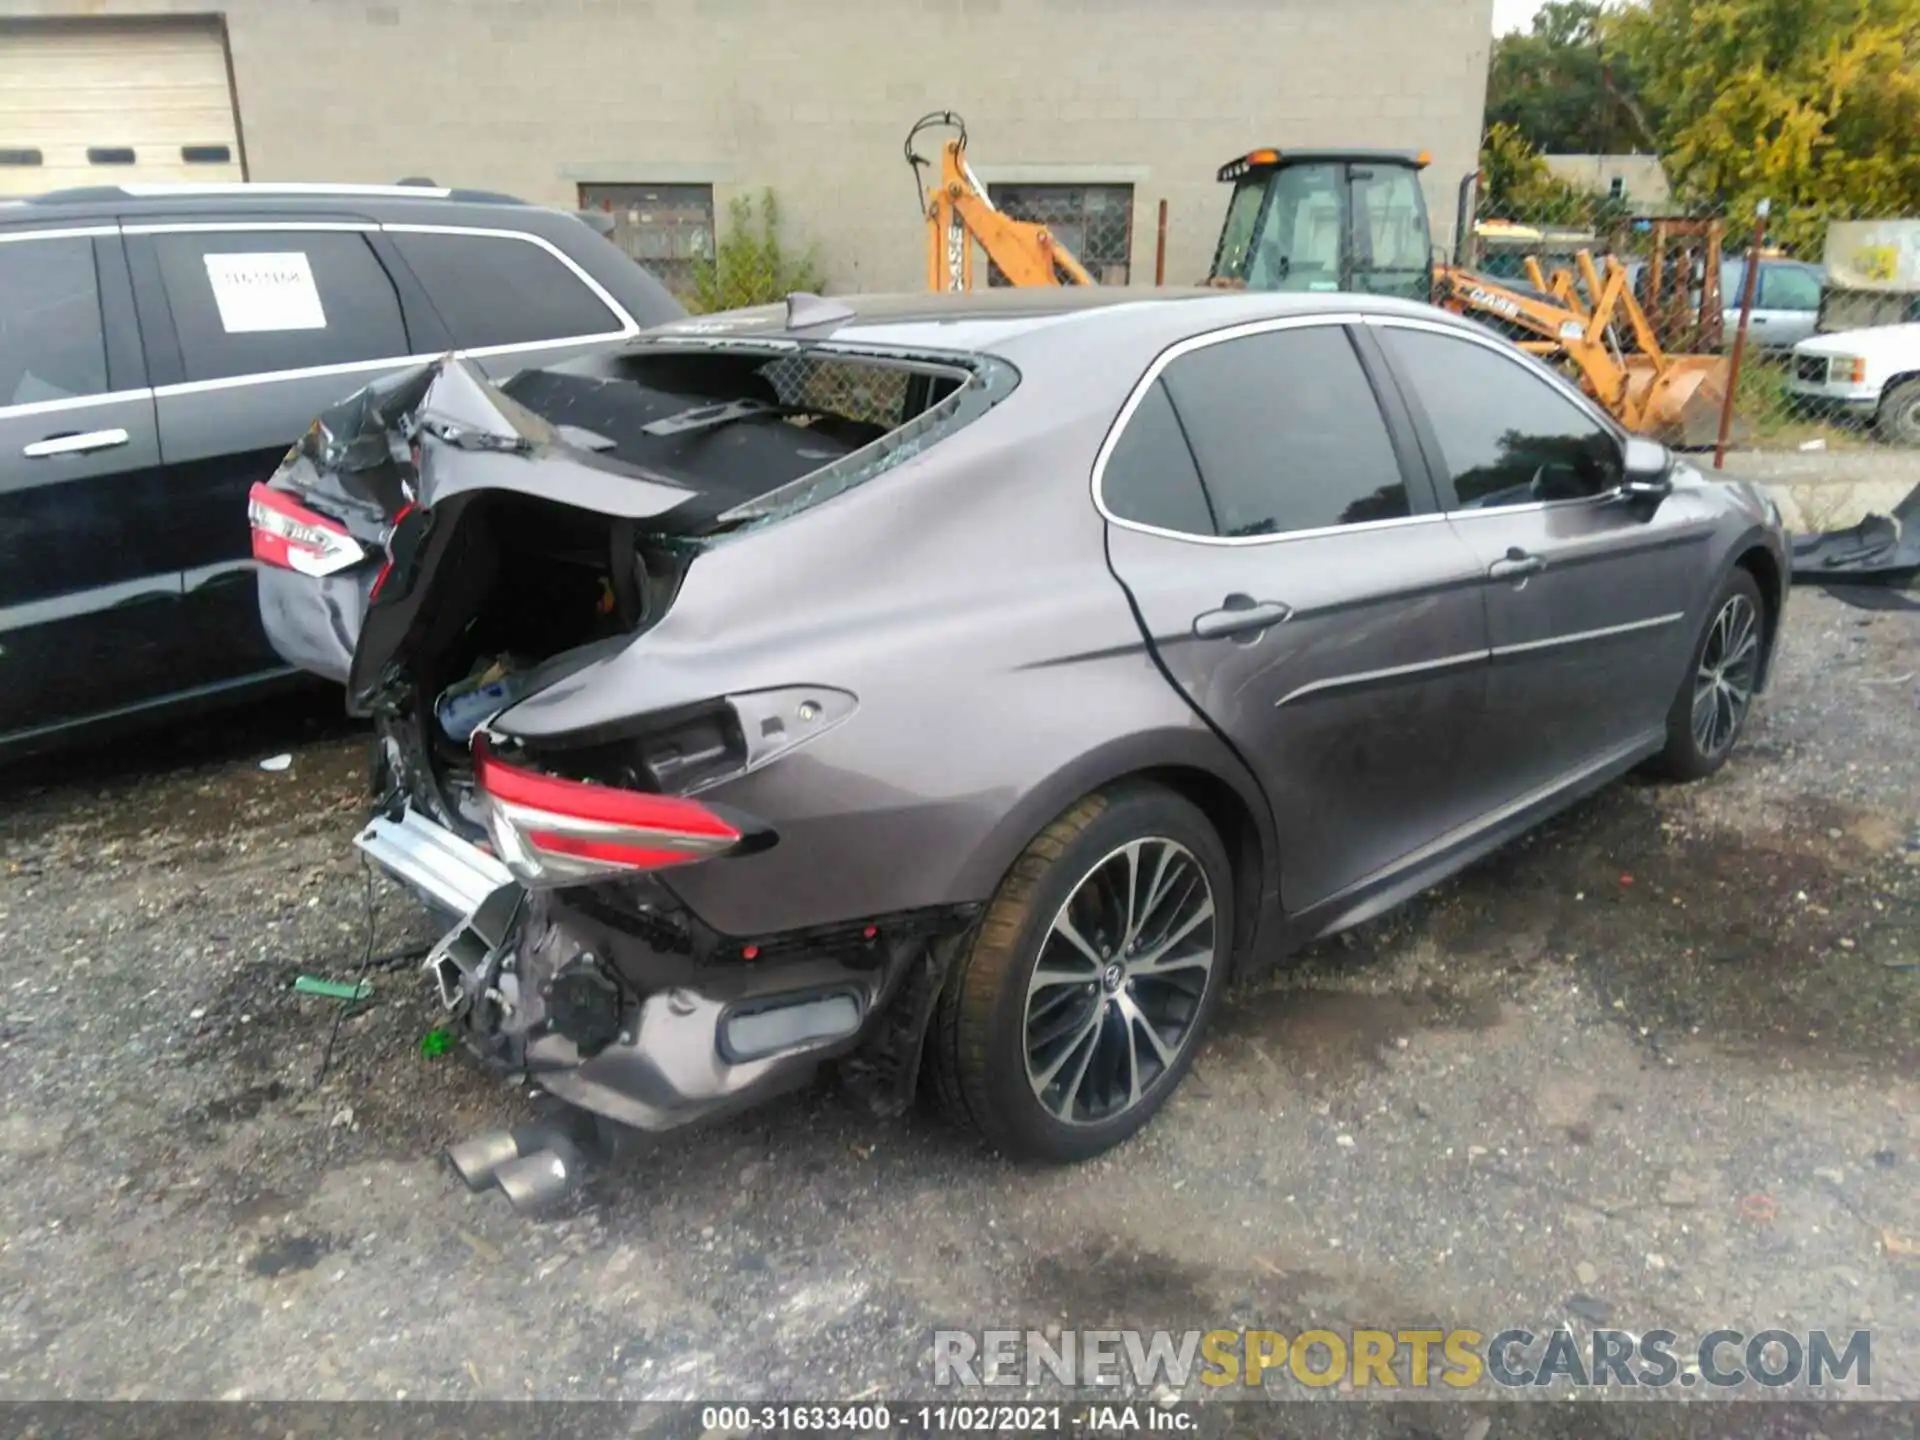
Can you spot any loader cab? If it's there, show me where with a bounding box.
[1207,148,1434,301]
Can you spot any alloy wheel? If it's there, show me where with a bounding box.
[1690,592,1760,758]
[1023,837,1217,1126]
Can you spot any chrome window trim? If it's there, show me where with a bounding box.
[1090,312,1450,548]
[121,220,377,235]
[0,388,155,421]
[1361,312,1630,438]
[0,225,118,244]
[0,220,643,418]
[118,182,455,199]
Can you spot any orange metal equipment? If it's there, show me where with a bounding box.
[1433,251,1734,448]
[906,112,1095,291]
[1636,217,1726,353]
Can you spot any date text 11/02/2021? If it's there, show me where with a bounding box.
[698,1406,1179,1433]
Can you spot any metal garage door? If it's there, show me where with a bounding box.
[0,18,245,198]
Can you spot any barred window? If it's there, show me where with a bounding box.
[578,183,713,298]
[985,183,1134,286]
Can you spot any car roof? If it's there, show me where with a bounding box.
[0,181,540,228]
[642,286,1473,360]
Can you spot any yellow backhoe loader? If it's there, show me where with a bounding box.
[907,115,1733,446]
[1430,248,1733,448]
[1204,146,1734,447]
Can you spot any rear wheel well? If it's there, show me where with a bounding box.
[1734,545,1782,684]
[1134,765,1266,972]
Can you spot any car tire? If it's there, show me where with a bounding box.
[928,784,1233,1163]
[1650,568,1767,782]
[1875,379,1920,447]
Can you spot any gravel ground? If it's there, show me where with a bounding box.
[0,592,1915,1411]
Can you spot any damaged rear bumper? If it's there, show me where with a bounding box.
[356,806,513,920]
[366,804,975,1132]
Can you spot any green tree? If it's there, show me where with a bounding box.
[688,188,827,314]
[1605,0,1920,249]
[1479,121,1595,222]
[1487,0,1656,154]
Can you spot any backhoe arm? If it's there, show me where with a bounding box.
[907,112,1095,291]
[1432,264,1585,352]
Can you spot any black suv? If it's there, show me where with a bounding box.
[0,182,682,758]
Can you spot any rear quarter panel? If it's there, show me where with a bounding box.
[493,358,1272,939]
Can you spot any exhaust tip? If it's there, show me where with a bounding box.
[495,1143,580,1216]
[445,1130,523,1191]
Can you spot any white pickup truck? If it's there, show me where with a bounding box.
[1788,322,1920,445]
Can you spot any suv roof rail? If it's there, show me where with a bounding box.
[21,181,528,205]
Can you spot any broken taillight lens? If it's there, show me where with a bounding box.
[248,483,367,577]
[368,501,418,602]
[472,734,744,887]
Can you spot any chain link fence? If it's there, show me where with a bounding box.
[984,183,1136,287]
[1464,186,1920,451]
[757,350,913,429]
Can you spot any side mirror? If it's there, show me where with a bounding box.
[1615,436,1673,511]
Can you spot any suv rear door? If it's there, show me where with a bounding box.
[1100,317,1493,916]
[126,217,429,696]
[0,225,173,741]
[126,214,646,702]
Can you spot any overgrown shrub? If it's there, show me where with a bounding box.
[688,189,826,313]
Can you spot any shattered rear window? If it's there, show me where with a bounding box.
[509,339,1018,536]
[716,376,965,528]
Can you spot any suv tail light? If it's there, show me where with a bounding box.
[473,735,748,887]
[249,483,367,576]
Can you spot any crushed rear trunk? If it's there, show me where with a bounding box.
[252,331,1008,1145]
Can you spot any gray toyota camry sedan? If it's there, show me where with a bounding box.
[255,287,1789,1177]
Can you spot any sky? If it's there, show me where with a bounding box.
[1491,0,1549,33]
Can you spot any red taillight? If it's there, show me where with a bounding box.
[523,832,703,870]
[473,735,743,886]
[248,483,366,577]
[368,501,417,601]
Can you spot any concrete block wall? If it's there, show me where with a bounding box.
[11,0,1494,295]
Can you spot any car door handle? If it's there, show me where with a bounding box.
[1488,548,1546,582]
[23,428,131,458]
[1193,595,1292,640]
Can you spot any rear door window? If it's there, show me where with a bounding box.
[1157,324,1411,536]
[151,230,410,382]
[386,229,625,349]
[0,234,108,406]
[1101,379,1216,536]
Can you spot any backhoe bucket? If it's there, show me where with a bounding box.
[1621,354,1738,450]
